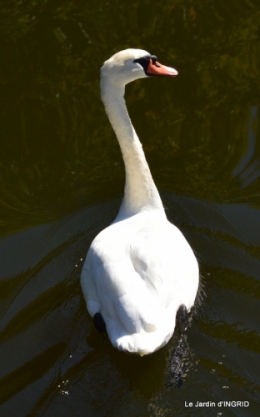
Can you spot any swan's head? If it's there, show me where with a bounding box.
[101,48,178,87]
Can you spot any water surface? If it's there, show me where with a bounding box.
[0,1,260,416]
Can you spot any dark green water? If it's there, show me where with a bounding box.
[0,1,260,416]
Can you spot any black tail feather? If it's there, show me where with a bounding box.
[93,312,107,334]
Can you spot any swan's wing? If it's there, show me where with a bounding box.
[81,241,157,332]
[129,221,199,312]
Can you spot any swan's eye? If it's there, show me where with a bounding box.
[133,55,150,65]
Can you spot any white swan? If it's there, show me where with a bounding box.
[81,49,199,356]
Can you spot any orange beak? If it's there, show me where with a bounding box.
[146,59,178,77]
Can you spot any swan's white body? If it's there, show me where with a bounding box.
[81,49,199,355]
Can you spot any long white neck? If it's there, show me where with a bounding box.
[101,79,165,218]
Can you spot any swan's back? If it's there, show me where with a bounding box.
[81,211,198,355]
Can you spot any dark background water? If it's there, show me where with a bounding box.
[0,0,260,416]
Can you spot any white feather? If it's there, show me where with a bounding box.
[81,49,199,355]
